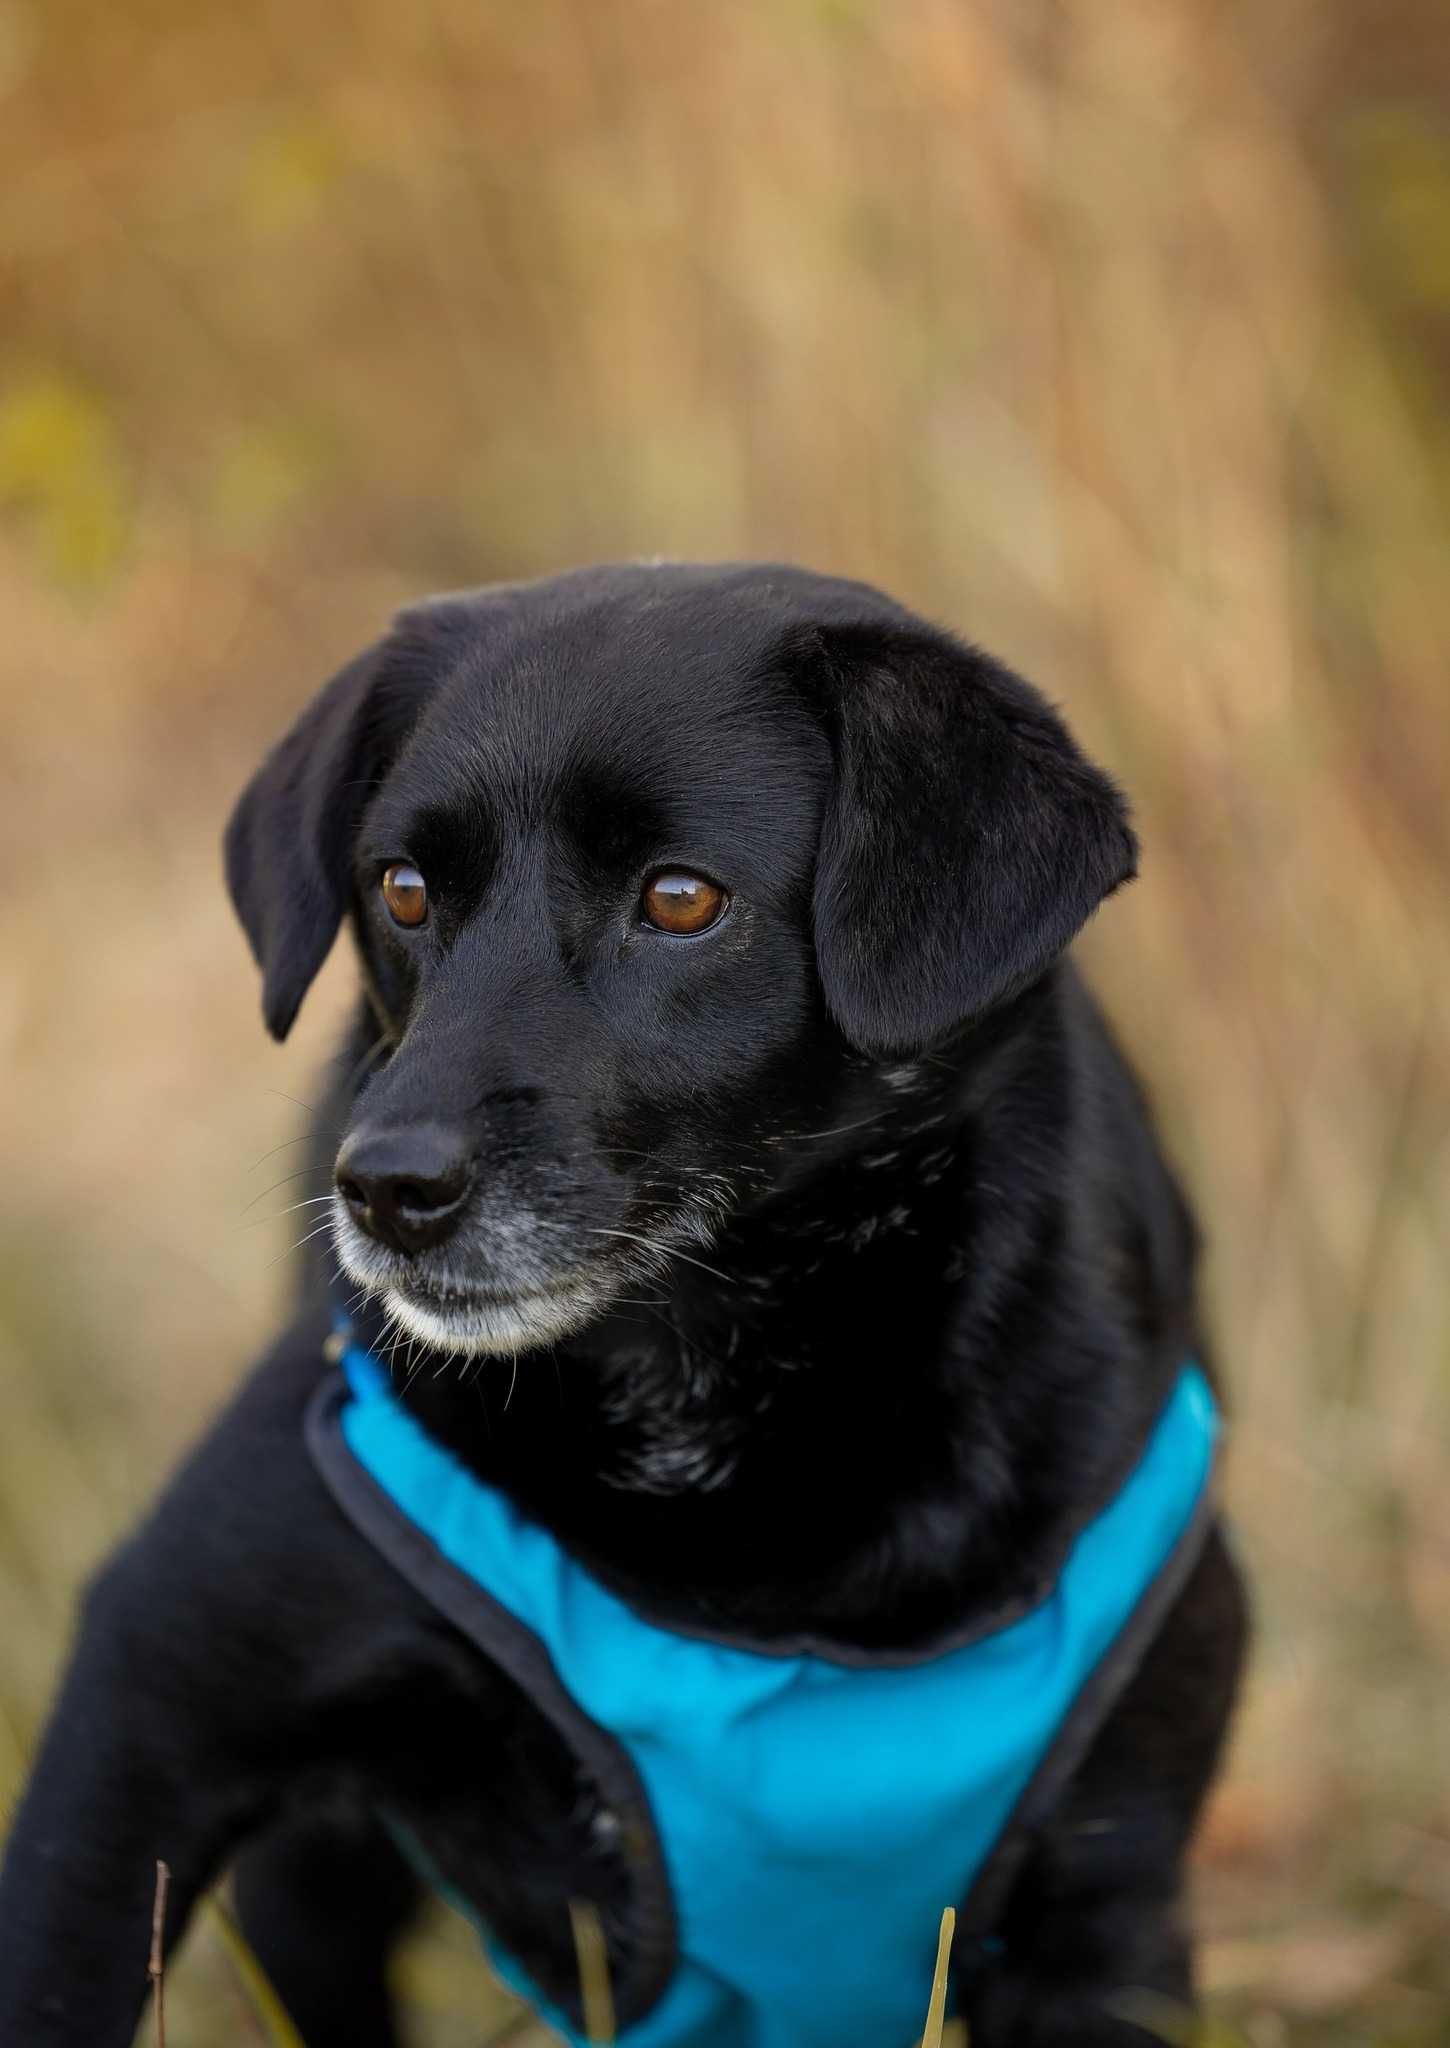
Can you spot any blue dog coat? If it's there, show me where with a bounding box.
[308,1337,1219,2048]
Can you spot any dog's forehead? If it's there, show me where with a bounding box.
[390,588,825,838]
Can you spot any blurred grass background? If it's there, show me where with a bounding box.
[1,1,1447,2041]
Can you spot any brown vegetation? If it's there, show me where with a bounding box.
[1,3,1447,2040]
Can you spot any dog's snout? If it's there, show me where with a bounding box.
[335,1125,473,1254]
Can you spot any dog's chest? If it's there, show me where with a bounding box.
[312,1336,1220,2048]
[386,1725,641,2009]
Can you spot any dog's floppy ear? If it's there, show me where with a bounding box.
[224,626,437,1040]
[806,619,1137,1058]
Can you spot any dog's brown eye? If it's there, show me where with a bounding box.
[381,862,428,928]
[642,870,728,935]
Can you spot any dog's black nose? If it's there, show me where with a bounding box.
[335,1125,473,1254]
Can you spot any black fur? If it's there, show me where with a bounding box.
[0,563,1245,2046]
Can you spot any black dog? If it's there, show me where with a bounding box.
[0,564,1245,2047]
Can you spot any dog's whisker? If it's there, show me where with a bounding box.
[263,1088,325,1117]
[777,1112,894,1143]
[583,1227,737,1288]
[266,1221,337,1270]
[247,1133,318,1171]
[402,1333,429,1397]
[342,1035,392,1094]
[239,1166,327,1216]
[239,1194,336,1231]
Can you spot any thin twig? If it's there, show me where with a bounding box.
[149,1860,170,2048]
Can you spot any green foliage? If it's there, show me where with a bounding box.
[0,374,127,584]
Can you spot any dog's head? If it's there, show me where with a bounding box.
[226,564,1134,1354]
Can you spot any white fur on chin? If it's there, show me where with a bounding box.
[331,1202,614,1357]
[379,1276,609,1356]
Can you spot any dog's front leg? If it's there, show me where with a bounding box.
[0,1322,424,2047]
[0,1545,270,2046]
[958,1525,1248,2046]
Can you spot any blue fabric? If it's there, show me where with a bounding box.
[335,1342,1217,2048]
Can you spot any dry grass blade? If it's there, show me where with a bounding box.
[204,1896,309,2048]
[569,1898,617,2044]
[1111,1988,1250,2047]
[477,2010,542,2047]
[919,1906,956,2048]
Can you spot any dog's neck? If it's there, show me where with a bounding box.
[333,974,1187,1650]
